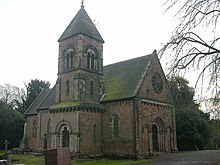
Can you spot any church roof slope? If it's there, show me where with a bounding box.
[38,86,56,110]
[58,6,104,43]
[103,54,153,101]
[24,88,52,115]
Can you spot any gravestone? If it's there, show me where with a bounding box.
[2,140,12,165]
[7,155,11,165]
[3,140,9,155]
[45,148,71,165]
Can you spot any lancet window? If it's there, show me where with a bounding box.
[86,48,99,71]
[64,48,74,70]
[112,114,120,137]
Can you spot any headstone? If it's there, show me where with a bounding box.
[7,155,11,165]
[45,148,71,165]
[3,140,9,155]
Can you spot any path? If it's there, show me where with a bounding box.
[143,150,220,165]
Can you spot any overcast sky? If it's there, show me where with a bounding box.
[0,0,177,88]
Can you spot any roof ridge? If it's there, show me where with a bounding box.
[104,54,153,68]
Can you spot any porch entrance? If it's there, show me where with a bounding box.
[152,124,159,152]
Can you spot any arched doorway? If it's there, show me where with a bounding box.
[62,126,70,147]
[152,124,159,152]
[152,117,166,152]
[55,120,73,149]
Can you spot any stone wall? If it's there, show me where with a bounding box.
[56,34,104,104]
[137,101,174,153]
[137,54,172,104]
[103,101,134,154]
[26,115,39,148]
[57,71,103,103]
[58,34,103,75]
[79,111,102,154]
[48,111,78,152]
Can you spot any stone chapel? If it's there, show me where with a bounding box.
[24,3,177,157]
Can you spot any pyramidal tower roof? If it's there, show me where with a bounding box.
[58,5,104,43]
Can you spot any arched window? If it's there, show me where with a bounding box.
[65,80,70,96]
[91,54,95,70]
[47,119,51,139]
[87,53,91,69]
[93,125,97,142]
[64,48,74,70]
[32,120,37,138]
[112,115,119,137]
[86,48,98,71]
[90,81,94,96]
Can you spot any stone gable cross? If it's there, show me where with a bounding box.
[81,0,84,8]
[3,140,9,154]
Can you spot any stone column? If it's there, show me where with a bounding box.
[20,123,29,149]
[148,132,153,155]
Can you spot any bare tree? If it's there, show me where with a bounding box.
[161,0,220,116]
[161,0,220,88]
[0,83,25,108]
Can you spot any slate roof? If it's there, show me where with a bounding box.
[38,86,56,110]
[24,89,52,115]
[103,53,154,101]
[58,6,104,43]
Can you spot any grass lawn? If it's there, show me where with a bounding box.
[0,150,44,164]
[72,159,151,165]
[0,150,151,165]
[12,154,45,164]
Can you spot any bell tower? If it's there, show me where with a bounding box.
[55,4,104,104]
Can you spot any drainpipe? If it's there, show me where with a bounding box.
[101,110,104,154]
[172,106,177,152]
[132,98,137,159]
[76,111,81,153]
[39,111,42,141]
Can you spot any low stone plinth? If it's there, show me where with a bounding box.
[45,148,71,165]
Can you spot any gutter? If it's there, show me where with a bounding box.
[101,96,134,104]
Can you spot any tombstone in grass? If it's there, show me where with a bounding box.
[3,140,11,165]
[45,148,71,165]
[7,155,11,165]
[4,140,9,155]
